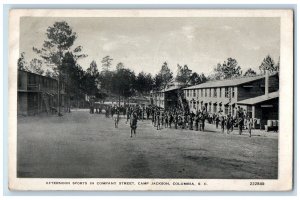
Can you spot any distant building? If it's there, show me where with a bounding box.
[150,81,186,110]
[18,70,68,116]
[183,73,279,124]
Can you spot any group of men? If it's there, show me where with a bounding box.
[89,100,254,137]
[106,104,143,138]
[150,108,207,131]
[148,105,253,137]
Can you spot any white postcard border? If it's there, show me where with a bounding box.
[8,9,294,191]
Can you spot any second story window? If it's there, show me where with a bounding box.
[232,87,235,98]
[193,89,196,97]
[219,88,222,97]
[201,89,203,97]
[213,88,217,97]
[225,87,229,98]
[205,89,207,97]
[209,89,211,97]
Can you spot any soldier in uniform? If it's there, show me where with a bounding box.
[113,109,120,128]
[215,114,220,129]
[174,113,178,129]
[201,112,206,131]
[247,115,253,137]
[130,112,138,137]
[230,115,235,132]
[178,114,183,129]
[226,114,231,134]
[89,97,95,114]
[221,116,225,133]
[238,114,244,135]
[182,114,187,129]
[165,112,169,128]
[154,110,157,127]
[195,113,199,131]
[161,111,165,128]
[156,111,161,130]
[126,106,130,124]
[199,113,203,131]
[189,113,194,130]
[169,112,174,128]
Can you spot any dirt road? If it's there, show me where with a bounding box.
[17,110,278,179]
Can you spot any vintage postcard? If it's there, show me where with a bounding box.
[8,9,293,191]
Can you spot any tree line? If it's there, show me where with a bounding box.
[17,21,280,103]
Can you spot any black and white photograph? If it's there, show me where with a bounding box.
[8,9,293,191]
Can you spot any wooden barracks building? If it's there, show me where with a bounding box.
[18,70,68,116]
[183,72,279,126]
[150,81,185,109]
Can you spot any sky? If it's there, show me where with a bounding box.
[20,17,280,76]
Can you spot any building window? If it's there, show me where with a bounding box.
[213,104,217,113]
[193,101,196,109]
[193,89,196,97]
[201,89,203,97]
[247,105,252,118]
[219,88,222,97]
[205,89,207,97]
[209,104,211,112]
[209,89,211,97]
[213,88,217,97]
[225,105,229,114]
[225,87,229,98]
[232,87,235,98]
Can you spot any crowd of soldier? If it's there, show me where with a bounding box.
[89,99,254,137]
[148,106,254,137]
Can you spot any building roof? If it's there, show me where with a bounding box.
[151,85,183,94]
[18,69,57,81]
[163,85,182,92]
[237,91,279,105]
[184,73,278,90]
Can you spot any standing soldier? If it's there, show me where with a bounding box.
[215,114,220,129]
[89,97,95,114]
[199,113,203,131]
[221,116,225,133]
[238,114,244,135]
[226,115,231,134]
[174,112,178,129]
[201,112,206,131]
[178,114,183,129]
[126,106,130,124]
[189,113,193,130]
[142,106,145,121]
[146,107,150,120]
[183,114,187,129]
[165,112,169,128]
[154,110,157,127]
[230,115,234,132]
[161,111,164,128]
[156,111,161,130]
[195,113,199,131]
[247,115,253,137]
[130,112,138,137]
[151,108,155,125]
[113,109,120,128]
[169,112,174,128]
